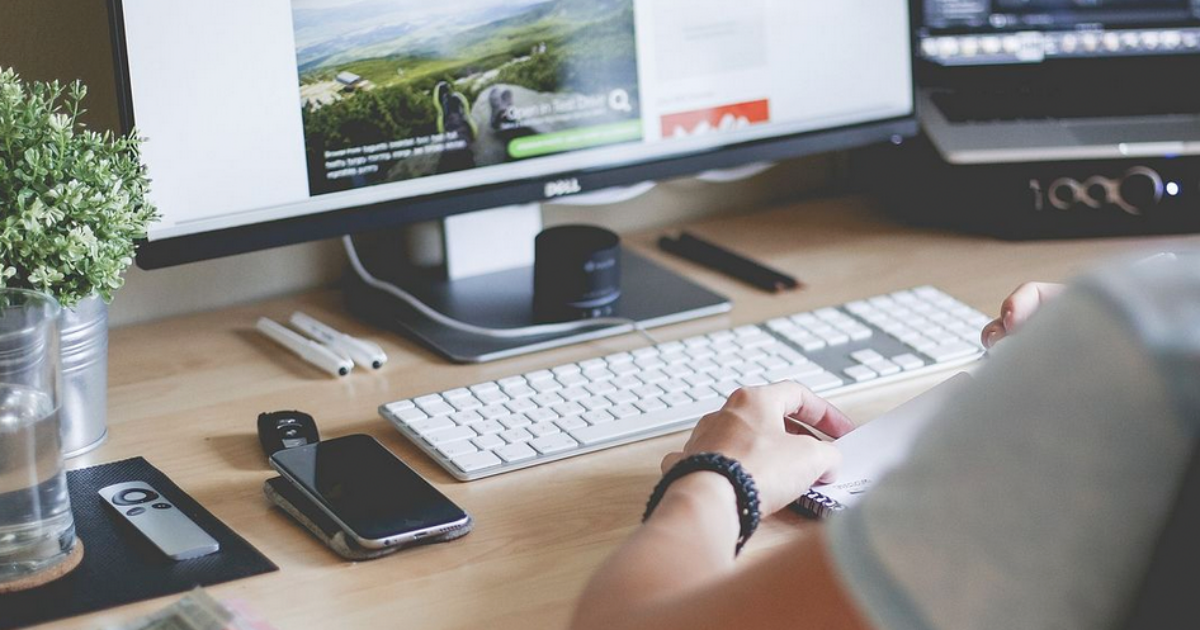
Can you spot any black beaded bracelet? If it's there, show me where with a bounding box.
[642,452,761,555]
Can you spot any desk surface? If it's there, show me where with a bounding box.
[45,196,1197,630]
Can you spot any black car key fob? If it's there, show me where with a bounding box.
[258,410,320,459]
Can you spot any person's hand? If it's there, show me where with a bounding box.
[661,382,855,515]
[980,281,1065,348]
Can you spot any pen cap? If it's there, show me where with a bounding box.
[533,225,621,322]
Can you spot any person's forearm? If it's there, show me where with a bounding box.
[571,472,741,630]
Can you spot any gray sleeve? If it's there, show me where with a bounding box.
[825,288,1195,630]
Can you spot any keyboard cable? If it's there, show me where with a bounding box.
[342,235,660,345]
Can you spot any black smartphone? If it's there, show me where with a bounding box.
[269,434,470,549]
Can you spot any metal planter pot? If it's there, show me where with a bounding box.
[59,295,107,458]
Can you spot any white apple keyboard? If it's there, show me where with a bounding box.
[380,286,989,480]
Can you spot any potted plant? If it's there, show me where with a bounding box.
[0,67,158,456]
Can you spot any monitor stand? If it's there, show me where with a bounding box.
[344,204,730,363]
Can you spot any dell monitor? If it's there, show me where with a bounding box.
[108,0,916,361]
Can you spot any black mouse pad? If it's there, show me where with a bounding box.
[0,457,277,630]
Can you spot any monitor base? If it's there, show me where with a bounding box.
[344,249,730,363]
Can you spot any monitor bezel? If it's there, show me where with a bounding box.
[109,0,918,270]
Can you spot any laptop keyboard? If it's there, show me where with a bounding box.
[931,87,1200,123]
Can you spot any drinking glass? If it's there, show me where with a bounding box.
[0,289,76,584]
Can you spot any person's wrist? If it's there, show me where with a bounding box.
[643,453,762,555]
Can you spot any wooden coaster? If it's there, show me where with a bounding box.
[0,539,84,594]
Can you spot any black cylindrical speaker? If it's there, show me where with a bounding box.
[533,225,621,322]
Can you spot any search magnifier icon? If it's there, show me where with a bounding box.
[608,88,632,112]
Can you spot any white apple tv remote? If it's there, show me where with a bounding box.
[98,481,221,560]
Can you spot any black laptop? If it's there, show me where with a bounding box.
[916,0,1200,164]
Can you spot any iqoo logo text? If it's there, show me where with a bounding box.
[544,178,582,198]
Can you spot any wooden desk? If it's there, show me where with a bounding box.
[43,196,1198,630]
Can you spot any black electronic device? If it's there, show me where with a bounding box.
[257,410,320,459]
[854,135,1200,239]
[533,225,621,322]
[269,434,471,549]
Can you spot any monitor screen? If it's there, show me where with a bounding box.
[112,0,914,267]
[919,0,1200,65]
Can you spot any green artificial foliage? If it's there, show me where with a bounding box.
[0,67,157,308]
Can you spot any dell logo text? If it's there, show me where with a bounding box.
[544,178,582,198]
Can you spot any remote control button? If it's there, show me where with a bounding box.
[152,503,172,510]
[114,488,160,505]
[127,507,146,516]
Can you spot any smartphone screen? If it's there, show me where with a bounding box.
[270,434,468,546]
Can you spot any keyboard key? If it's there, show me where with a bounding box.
[762,362,826,383]
[473,420,504,435]
[873,360,901,376]
[391,407,428,424]
[500,428,533,443]
[560,386,590,402]
[530,433,579,455]
[558,372,588,387]
[418,400,455,417]
[612,375,642,390]
[555,417,588,432]
[892,353,926,370]
[385,400,416,413]
[580,396,612,411]
[850,349,885,364]
[583,368,616,382]
[798,371,844,392]
[495,442,536,463]
[612,362,640,376]
[582,409,615,425]
[579,358,607,371]
[527,422,561,437]
[531,379,563,393]
[639,369,668,384]
[426,426,477,446]
[451,450,502,473]
[608,390,638,405]
[506,398,538,414]
[551,402,586,418]
[585,380,617,396]
[660,378,690,393]
[609,403,640,419]
[500,414,534,429]
[450,396,484,411]
[479,404,509,420]
[472,434,505,451]
[451,410,484,425]
[687,386,720,401]
[504,385,536,399]
[525,408,558,424]
[634,397,668,413]
[409,417,456,436]
[662,391,694,407]
[477,390,509,405]
[925,341,979,362]
[633,384,665,399]
[737,375,769,388]
[533,392,565,407]
[569,399,724,446]
[438,441,478,459]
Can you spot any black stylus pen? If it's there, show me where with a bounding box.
[658,232,801,293]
